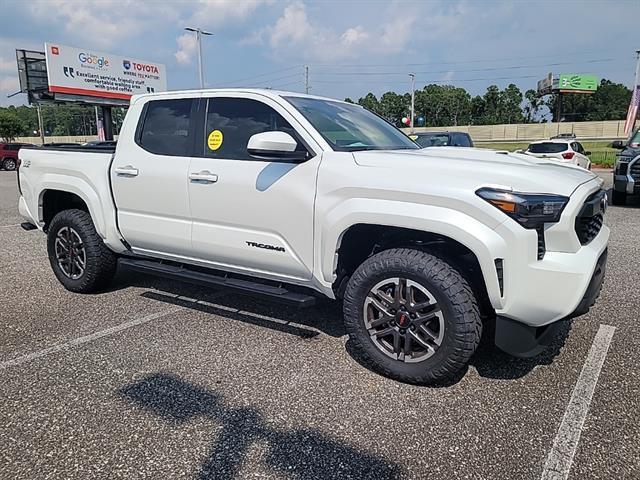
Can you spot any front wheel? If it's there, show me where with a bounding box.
[47,209,117,293]
[343,248,482,384]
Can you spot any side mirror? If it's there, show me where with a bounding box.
[247,131,308,162]
[584,151,592,156]
[611,140,626,150]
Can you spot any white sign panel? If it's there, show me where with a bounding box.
[44,43,167,101]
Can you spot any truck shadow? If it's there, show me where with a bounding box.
[113,267,569,386]
[119,372,403,479]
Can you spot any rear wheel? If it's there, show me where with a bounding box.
[2,158,17,171]
[47,209,117,292]
[343,248,482,384]
[611,189,626,206]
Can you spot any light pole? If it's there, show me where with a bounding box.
[185,27,213,89]
[409,73,415,134]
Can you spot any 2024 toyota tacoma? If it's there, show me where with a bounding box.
[17,90,609,384]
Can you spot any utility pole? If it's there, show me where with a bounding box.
[409,73,415,133]
[305,65,309,94]
[185,27,213,88]
[632,49,640,133]
[36,104,44,145]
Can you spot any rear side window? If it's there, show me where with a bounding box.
[203,97,304,160]
[527,142,567,154]
[452,133,472,147]
[138,99,195,156]
[415,133,450,147]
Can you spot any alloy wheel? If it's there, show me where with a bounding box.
[363,277,444,363]
[54,226,86,280]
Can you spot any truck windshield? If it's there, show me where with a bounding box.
[630,129,640,147]
[284,96,419,152]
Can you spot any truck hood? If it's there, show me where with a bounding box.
[353,147,598,197]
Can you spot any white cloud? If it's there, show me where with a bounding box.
[341,26,369,46]
[174,33,198,65]
[247,1,421,61]
[269,2,310,47]
[26,1,166,49]
[188,0,273,27]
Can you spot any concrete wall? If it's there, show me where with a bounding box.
[16,120,627,145]
[402,120,628,143]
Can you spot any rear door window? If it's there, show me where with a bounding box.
[138,98,196,156]
[528,142,567,154]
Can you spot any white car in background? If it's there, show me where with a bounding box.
[524,138,592,170]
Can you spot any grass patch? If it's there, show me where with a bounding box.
[476,140,617,167]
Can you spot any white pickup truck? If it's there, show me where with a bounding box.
[17,89,609,384]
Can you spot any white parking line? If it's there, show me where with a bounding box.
[0,223,21,228]
[0,306,184,370]
[541,324,616,480]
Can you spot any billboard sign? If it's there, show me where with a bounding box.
[558,74,598,93]
[44,43,167,101]
[537,72,554,95]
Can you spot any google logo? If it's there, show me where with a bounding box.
[78,52,110,68]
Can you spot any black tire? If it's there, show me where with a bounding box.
[47,209,117,293]
[343,248,482,384]
[611,189,626,206]
[2,158,17,171]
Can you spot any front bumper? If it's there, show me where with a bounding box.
[495,248,607,357]
[613,174,638,195]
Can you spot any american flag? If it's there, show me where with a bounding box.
[624,85,640,136]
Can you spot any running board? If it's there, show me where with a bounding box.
[118,258,316,308]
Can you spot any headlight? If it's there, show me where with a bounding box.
[476,188,569,229]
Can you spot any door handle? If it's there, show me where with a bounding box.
[114,165,139,177]
[189,171,218,183]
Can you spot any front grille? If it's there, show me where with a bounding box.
[630,161,640,181]
[576,213,603,244]
[574,189,606,245]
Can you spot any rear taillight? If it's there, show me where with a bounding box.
[562,152,575,160]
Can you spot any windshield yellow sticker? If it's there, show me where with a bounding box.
[207,130,223,151]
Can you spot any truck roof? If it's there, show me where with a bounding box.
[130,88,353,106]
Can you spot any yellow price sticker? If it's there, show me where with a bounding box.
[207,130,223,151]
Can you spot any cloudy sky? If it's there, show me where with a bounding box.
[1,0,639,106]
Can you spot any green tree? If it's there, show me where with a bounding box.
[500,84,524,124]
[523,89,543,123]
[0,110,23,141]
[379,91,407,125]
[357,92,381,115]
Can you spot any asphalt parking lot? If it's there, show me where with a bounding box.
[0,170,638,480]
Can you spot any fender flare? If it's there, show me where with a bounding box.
[317,199,508,308]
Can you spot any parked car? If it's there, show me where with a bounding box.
[524,139,592,170]
[0,142,33,170]
[410,131,474,148]
[611,128,640,205]
[17,89,608,385]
